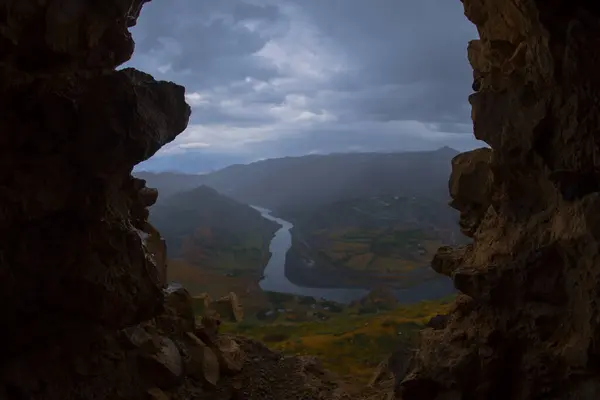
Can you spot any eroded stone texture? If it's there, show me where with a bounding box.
[400,1,600,399]
[0,0,190,397]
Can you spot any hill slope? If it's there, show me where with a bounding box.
[201,148,458,210]
[135,171,205,202]
[277,194,464,289]
[136,148,459,210]
[149,185,279,278]
[139,149,461,291]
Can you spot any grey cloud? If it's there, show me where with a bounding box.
[189,105,274,126]
[215,127,484,160]
[127,0,285,89]
[292,0,474,83]
[310,82,470,126]
[287,0,477,127]
[130,0,481,170]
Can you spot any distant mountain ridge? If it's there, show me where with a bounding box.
[136,148,459,210]
[134,171,206,201]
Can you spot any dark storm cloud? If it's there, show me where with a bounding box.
[289,0,477,125]
[127,0,284,89]
[129,0,483,171]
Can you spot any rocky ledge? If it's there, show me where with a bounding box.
[2,286,353,399]
[0,0,191,360]
[0,0,189,397]
[0,3,366,398]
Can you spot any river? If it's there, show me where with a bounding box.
[253,206,456,304]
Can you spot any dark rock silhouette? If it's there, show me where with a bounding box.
[399,1,600,399]
[0,0,191,397]
[0,1,371,399]
[424,314,448,331]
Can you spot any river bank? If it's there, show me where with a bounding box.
[253,206,456,304]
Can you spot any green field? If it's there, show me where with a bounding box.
[217,295,455,381]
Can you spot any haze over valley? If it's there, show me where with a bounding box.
[136,148,463,301]
[126,0,479,389]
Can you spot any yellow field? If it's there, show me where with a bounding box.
[308,227,446,280]
[220,297,454,381]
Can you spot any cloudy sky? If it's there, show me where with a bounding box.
[128,0,481,173]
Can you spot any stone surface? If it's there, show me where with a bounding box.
[1,67,190,358]
[141,337,184,389]
[399,1,600,399]
[214,292,244,323]
[0,0,190,398]
[147,387,171,400]
[447,148,492,238]
[424,315,448,331]
[213,336,245,375]
[122,325,154,349]
[181,332,220,387]
[156,287,197,338]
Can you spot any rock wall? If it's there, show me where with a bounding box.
[0,2,357,399]
[399,1,600,399]
[0,0,191,398]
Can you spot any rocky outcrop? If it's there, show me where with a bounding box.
[0,0,191,398]
[424,314,448,331]
[400,1,600,399]
[0,2,359,399]
[371,346,415,388]
[214,292,245,323]
[180,331,220,387]
[0,284,236,399]
[191,291,244,323]
[447,148,492,239]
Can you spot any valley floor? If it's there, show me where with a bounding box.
[219,297,454,383]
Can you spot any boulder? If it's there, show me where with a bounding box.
[192,293,213,316]
[181,332,220,387]
[213,336,245,375]
[140,337,183,389]
[155,287,196,337]
[122,325,154,350]
[370,346,415,390]
[214,292,244,322]
[196,315,221,344]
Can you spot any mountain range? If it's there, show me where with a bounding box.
[137,148,461,291]
[135,147,459,210]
